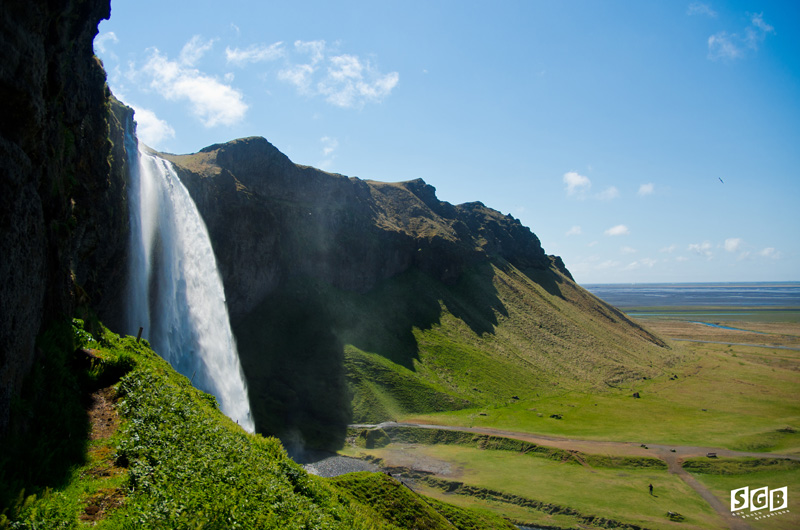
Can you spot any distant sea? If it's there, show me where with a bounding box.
[582,282,800,308]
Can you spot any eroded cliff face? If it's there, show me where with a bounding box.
[162,137,551,320]
[0,0,130,434]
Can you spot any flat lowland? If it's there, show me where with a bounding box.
[343,309,800,529]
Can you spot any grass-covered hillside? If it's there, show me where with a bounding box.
[0,319,515,529]
[235,257,679,448]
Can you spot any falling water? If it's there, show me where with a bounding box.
[125,127,254,432]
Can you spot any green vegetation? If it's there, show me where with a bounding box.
[685,463,800,530]
[408,340,800,451]
[0,319,519,529]
[331,472,515,530]
[682,457,800,475]
[356,425,665,469]
[234,262,679,448]
[348,443,720,529]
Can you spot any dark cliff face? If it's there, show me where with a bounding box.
[163,137,552,320]
[162,138,562,446]
[0,0,130,434]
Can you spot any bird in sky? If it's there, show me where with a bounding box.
[719,177,725,184]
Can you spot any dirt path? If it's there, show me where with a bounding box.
[353,421,799,529]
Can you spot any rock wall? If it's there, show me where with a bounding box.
[163,136,551,320]
[0,0,129,434]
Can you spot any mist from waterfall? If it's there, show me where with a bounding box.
[125,127,254,432]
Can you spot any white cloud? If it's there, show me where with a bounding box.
[675,256,690,262]
[277,40,399,108]
[760,247,782,259]
[660,244,677,253]
[687,2,717,17]
[179,35,215,66]
[638,183,655,196]
[132,105,175,147]
[563,171,591,196]
[745,13,775,50]
[597,186,619,200]
[625,258,657,270]
[226,42,285,66]
[604,224,630,236]
[139,46,248,127]
[707,12,775,61]
[621,246,637,254]
[321,136,338,156]
[566,225,582,236]
[597,260,621,270]
[724,238,742,252]
[689,241,713,258]
[94,32,119,57]
[708,32,743,61]
[318,136,339,170]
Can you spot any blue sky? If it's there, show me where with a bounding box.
[95,1,799,284]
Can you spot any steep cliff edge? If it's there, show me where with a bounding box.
[163,139,672,448]
[0,0,131,434]
[162,136,549,319]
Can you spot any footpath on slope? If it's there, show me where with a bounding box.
[351,421,800,530]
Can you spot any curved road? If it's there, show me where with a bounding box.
[352,421,799,530]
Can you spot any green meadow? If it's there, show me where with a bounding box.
[405,340,800,452]
[683,458,800,530]
[342,308,800,529]
[344,442,723,529]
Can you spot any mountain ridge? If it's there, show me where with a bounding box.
[158,135,673,448]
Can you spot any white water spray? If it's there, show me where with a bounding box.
[125,128,254,432]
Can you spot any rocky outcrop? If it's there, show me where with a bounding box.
[162,137,551,320]
[0,0,130,434]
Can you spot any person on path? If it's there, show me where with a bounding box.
[649,483,654,495]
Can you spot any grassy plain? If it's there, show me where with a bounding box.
[343,443,722,529]
[343,308,800,529]
[405,312,800,452]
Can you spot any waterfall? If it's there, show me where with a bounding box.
[125,127,255,433]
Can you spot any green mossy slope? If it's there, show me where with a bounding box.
[0,320,516,529]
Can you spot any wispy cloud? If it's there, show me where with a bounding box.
[566,225,582,236]
[563,171,591,197]
[760,247,782,259]
[688,241,713,258]
[94,32,119,58]
[638,183,655,196]
[321,136,338,157]
[707,12,775,61]
[179,35,215,66]
[621,246,637,254]
[132,105,175,147]
[625,258,657,270]
[708,32,743,61]
[660,244,677,253]
[278,40,399,108]
[745,13,775,50]
[687,2,717,18]
[597,186,619,200]
[604,224,630,236]
[226,42,285,66]
[317,136,339,170]
[724,237,742,252]
[137,43,248,127]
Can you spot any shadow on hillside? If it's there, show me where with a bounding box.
[0,322,94,512]
[234,262,509,450]
[519,264,566,300]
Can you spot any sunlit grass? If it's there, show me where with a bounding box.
[406,342,800,451]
